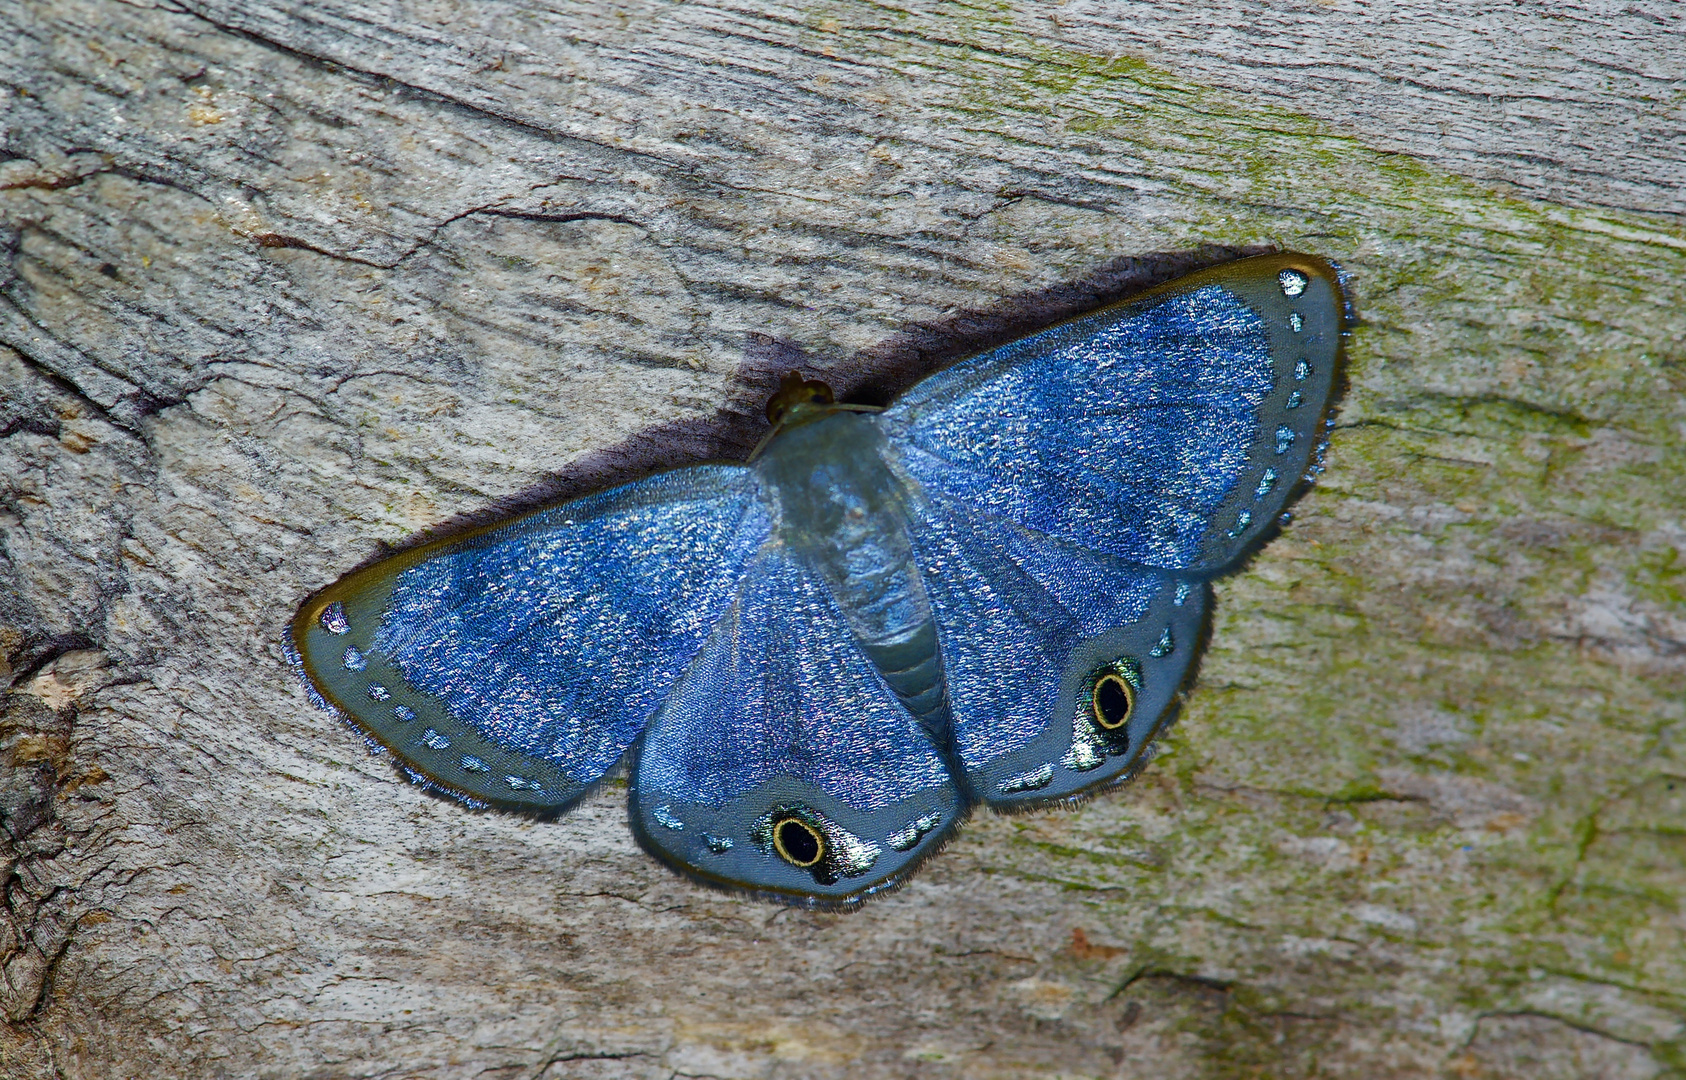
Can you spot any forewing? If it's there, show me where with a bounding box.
[879,253,1344,574]
[631,543,964,906]
[905,484,1209,809]
[289,465,771,810]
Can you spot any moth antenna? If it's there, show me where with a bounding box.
[746,426,780,462]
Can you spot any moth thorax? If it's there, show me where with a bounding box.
[764,371,835,426]
[761,414,932,647]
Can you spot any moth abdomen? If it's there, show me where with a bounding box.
[862,621,953,744]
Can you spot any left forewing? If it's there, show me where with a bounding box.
[289,464,771,810]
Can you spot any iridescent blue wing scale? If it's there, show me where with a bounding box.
[289,465,771,810]
[630,544,963,906]
[879,254,1344,574]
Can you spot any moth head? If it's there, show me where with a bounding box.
[765,371,836,428]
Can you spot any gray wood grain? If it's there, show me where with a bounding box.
[3,2,1683,1077]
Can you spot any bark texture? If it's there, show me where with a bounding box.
[1,2,1683,1077]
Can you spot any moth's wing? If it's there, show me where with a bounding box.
[904,483,1209,809]
[631,543,965,907]
[288,465,772,810]
[878,253,1344,575]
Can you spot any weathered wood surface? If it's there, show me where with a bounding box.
[2,1,1683,1076]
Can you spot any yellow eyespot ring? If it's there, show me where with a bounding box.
[771,817,827,867]
[1091,673,1136,731]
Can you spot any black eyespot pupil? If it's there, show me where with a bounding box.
[776,819,821,865]
[1095,677,1132,729]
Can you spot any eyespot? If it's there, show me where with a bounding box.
[1091,673,1135,731]
[771,816,827,867]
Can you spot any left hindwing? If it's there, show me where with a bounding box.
[630,543,963,906]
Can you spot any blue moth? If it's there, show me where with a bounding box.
[289,253,1346,906]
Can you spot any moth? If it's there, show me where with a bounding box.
[289,253,1345,906]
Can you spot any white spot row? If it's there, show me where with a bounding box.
[322,604,546,795]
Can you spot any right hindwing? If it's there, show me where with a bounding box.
[899,483,1208,809]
